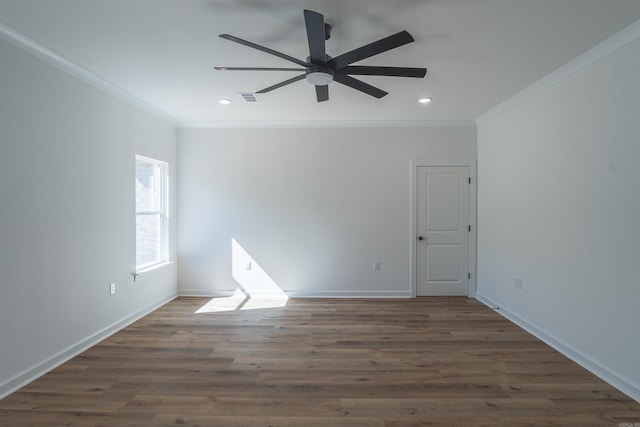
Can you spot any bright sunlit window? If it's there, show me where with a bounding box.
[135,155,169,271]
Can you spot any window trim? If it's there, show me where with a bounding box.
[135,155,169,272]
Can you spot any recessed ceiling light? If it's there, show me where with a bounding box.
[218,98,232,105]
[418,97,432,104]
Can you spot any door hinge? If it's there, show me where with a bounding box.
[468,177,471,184]
[468,272,471,279]
[468,225,471,232]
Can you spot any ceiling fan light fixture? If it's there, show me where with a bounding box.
[305,70,334,86]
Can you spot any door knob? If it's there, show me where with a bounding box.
[418,236,426,241]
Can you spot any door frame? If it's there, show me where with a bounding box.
[410,160,477,298]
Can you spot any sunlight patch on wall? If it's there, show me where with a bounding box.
[231,237,288,299]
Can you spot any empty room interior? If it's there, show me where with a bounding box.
[1,0,640,425]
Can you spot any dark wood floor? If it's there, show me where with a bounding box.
[1,296,639,426]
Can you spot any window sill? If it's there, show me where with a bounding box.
[133,261,173,281]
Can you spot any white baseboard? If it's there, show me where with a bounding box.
[178,289,236,298]
[0,291,177,400]
[178,289,412,299]
[475,292,640,403]
[286,290,412,298]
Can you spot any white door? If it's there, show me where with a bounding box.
[416,166,470,296]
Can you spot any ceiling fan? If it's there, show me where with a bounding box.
[215,9,427,102]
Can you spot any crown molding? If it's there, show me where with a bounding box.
[476,18,640,126]
[178,119,476,129]
[0,20,178,126]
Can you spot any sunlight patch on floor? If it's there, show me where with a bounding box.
[195,289,246,313]
[195,289,289,314]
[195,238,289,313]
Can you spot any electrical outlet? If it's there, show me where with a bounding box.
[110,283,116,295]
[514,278,523,290]
[374,261,381,271]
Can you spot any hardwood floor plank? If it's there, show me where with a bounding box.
[340,397,562,417]
[0,391,130,412]
[382,415,614,426]
[0,409,154,427]
[150,414,385,427]
[230,357,407,371]
[125,395,340,416]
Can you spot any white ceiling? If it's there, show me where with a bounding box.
[1,0,640,125]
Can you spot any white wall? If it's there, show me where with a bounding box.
[0,37,178,397]
[178,126,475,297]
[477,35,640,399]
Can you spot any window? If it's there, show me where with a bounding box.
[135,155,169,271]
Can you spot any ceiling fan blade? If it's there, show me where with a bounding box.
[328,30,415,70]
[215,67,305,72]
[338,66,426,78]
[304,10,326,65]
[315,85,329,102]
[333,74,388,99]
[256,74,306,94]
[219,34,311,68]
